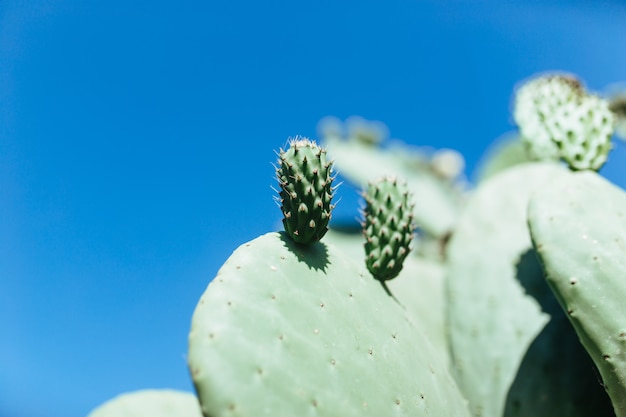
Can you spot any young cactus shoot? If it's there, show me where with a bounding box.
[362,176,415,281]
[275,137,336,245]
[513,73,615,171]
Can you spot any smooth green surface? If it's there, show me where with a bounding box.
[188,232,470,417]
[88,390,201,417]
[446,163,566,417]
[324,228,450,367]
[529,171,626,417]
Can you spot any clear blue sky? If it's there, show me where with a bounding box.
[1,1,625,416]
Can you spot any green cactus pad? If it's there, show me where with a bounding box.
[87,389,202,417]
[188,232,471,417]
[276,138,335,245]
[362,176,414,281]
[324,227,449,366]
[528,171,626,417]
[446,162,612,417]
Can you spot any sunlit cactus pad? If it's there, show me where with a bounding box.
[87,389,202,417]
[446,162,571,417]
[529,171,626,417]
[188,232,470,417]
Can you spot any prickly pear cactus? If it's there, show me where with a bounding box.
[513,73,615,171]
[276,137,335,245]
[362,176,414,281]
[528,171,626,417]
[513,74,584,161]
[323,226,450,364]
[87,390,202,417]
[555,93,614,171]
[187,232,471,417]
[446,162,613,417]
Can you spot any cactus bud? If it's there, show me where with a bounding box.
[556,93,614,171]
[514,74,584,161]
[362,176,414,281]
[276,137,335,245]
[513,73,615,171]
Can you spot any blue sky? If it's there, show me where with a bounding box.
[1,1,626,416]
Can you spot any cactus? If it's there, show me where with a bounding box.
[529,171,626,417]
[446,162,562,417]
[513,74,582,161]
[90,70,626,417]
[446,161,615,417]
[362,176,414,282]
[513,73,615,171]
[187,232,471,417]
[324,223,450,368]
[87,390,202,417]
[275,137,335,245]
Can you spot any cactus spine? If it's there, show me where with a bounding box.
[275,137,335,245]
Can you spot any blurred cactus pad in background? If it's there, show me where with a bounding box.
[87,71,626,417]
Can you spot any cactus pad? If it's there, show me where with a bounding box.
[87,389,202,417]
[362,176,414,281]
[187,232,471,417]
[529,171,626,417]
[276,138,335,245]
[445,162,604,417]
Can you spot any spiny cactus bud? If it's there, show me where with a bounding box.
[275,137,335,245]
[514,73,584,161]
[362,176,414,281]
[555,93,614,171]
[513,73,615,171]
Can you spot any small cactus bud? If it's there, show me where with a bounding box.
[362,176,414,281]
[555,93,614,171]
[514,73,584,161]
[514,73,615,171]
[276,137,335,245]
